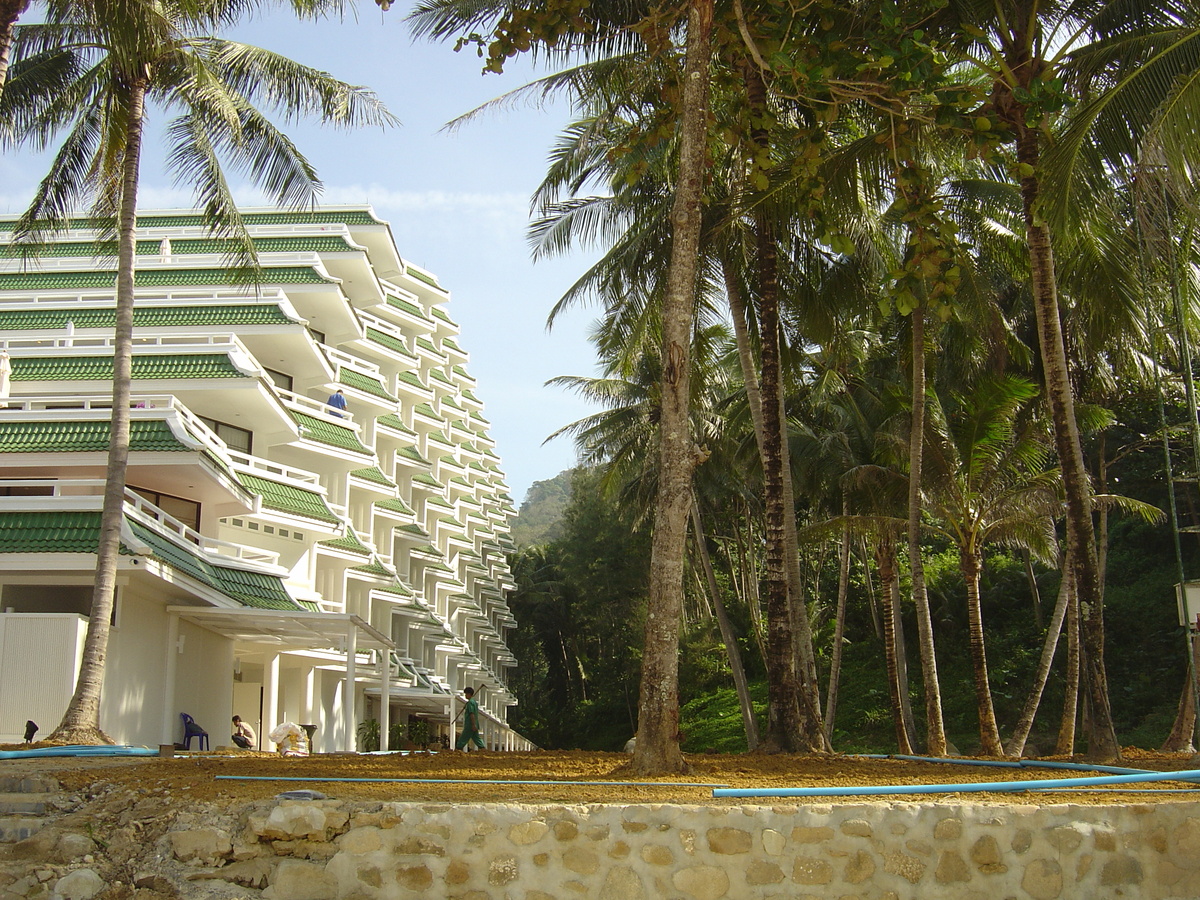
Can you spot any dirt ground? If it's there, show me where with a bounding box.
[7,745,1200,807]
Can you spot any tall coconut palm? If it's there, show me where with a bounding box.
[2,0,395,743]
[945,0,1197,759]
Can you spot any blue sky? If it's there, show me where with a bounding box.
[0,6,601,504]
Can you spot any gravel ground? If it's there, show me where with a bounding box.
[6,746,1200,807]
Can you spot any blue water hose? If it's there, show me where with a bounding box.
[853,753,1154,775]
[0,745,159,759]
[712,768,1200,798]
[217,775,730,787]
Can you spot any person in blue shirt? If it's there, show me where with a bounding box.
[327,389,347,417]
[455,686,486,751]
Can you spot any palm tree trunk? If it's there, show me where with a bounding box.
[52,76,148,744]
[1159,638,1198,753]
[907,303,947,755]
[1006,546,1071,757]
[692,497,759,750]
[823,513,852,741]
[1023,549,1044,632]
[632,0,712,776]
[1016,126,1119,760]
[1056,567,1080,756]
[0,0,29,92]
[877,530,914,754]
[962,548,1003,755]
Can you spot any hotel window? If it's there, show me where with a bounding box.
[264,367,293,392]
[198,415,253,454]
[131,487,201,532]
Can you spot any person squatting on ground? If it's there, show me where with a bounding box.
[232,715,256,749]
[456,687,486,751]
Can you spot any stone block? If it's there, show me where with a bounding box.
[1099,856,1143,886]
[934,851,970,883]
[600,865,647,900]
[641,844,673,866]
[744,858,785,885]
[338,826,382,854]
[790,826,834,844]
[761,829,785,856]
[563,845,600,875]
[488,855,518,886]
[395,863,433,891]
[672,864,728,900]
[844,849,876,884]
[707,827,752,855]
[263,858,334,900]
[1021,858,1062,900]
[791,856,833,885]
[883,851,927,884]
[969,835,1006,873]
[509,821,549,846]
[51,869,104,900]
[168,827,232,864]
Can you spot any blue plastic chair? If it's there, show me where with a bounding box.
[181,713,209,751]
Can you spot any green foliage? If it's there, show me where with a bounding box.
[357,718,380,753]
[511,469,575,547]
[680,685,767,754]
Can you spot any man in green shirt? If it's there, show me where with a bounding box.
[455,686,486,751]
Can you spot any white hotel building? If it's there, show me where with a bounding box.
[0,208,528,752]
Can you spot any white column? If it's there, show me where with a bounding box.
[264,653,280,749]
[379,649,391,752]
[344,624,357,752]
[162,613,179,746]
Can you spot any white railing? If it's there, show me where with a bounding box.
[0,251,327,271]
[123,488,279,565]
[1,331,252,356]
[226,450,322,487]
[322,343,382,377]
[275,385,358,425]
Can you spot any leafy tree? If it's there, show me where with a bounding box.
[2,0,395,743]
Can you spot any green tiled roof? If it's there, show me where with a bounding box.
[366,328,418,359]
[374,497,415,516]
[386,295,430,320]
[351,560,394,577]
[460,390,481,404]
[0,510,114,553]
[0,419,187,453]
[397,371,428,391]
[14,354,243,381]
[10,512,299,609]
[131,522,302,609]
[428,368,452,385]
[376,413,416,435]
[439,515,466,529]
[292,411,371,455]
[351,466,396,487]
[0,304,295,331]
[238,473,339,523]
[431,306,452,322]
[0,236,358,258]
[413,403,440,420]
[319,530,372,556]
[415,337,441,355]
[452,365,475,381]
[405,266,445,290]
[396,445,431,465]
[0,210,380,231]
[340,368,396,402]
[443,338,463,353]
[0,266,330,291]
[412,472,444,489]
[395,522,430,538]
[373,581,414,598]
[426,430,452,445]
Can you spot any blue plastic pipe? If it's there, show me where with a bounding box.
[0,745,158,759]
[216,775,730,787]
[855,754,1153,776]
[712,768,1200,798]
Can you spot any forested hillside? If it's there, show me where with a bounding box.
[511,470,575,547]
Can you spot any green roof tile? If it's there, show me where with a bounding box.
[386,295,430,321]
[351,560,394,577]
[376,413,416,435]
[351,466,396,487]
[374,497,415,516]
[340,367,396,402]
[428,368,452,385]
[0,266,330,291]
[405,266,445,290]
[413,403,440,421]
[0,304,295,331]
[0,235,358,258]
[0,510,110,553]
[292,411,372,455]
[366,328,418,359]
[395,522,430,538]
[443,338,463,353]
[397,371,428,391]
[0,210,380,232]
[238,473,340,523]
[431,306,452,322]
[412,472,444,489]
[319,530,372,555]
[0,419,187,453]
[14,353,243,382]
[373,581,414,598]
[396,445,431,465]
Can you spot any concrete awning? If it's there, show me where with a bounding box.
[166,606,394,651]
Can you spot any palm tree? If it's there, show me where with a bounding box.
[2,0,395,743]
[947,0,1196,759]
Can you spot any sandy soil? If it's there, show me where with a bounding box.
[7,746,1200,807]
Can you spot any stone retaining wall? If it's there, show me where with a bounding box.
[160,797,1200,899]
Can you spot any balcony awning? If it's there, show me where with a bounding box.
[165,606,394,651]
